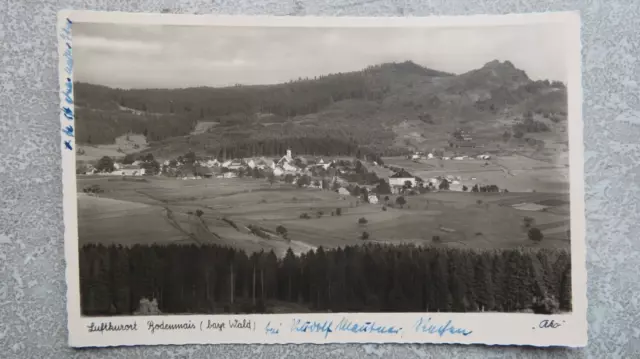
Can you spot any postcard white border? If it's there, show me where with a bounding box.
[58,10,587,348]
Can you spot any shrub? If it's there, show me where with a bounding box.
[336,208,342,216]
[382,206,387,211]
[476,199,483,205]
[528,227,544,242]
[276,225,288,238]
[432,235,441,243]
[395,196,406,208]
[316,211,324,218]
[195,209,204,217]
[361,231,370,240]
[299,213,311,219]
[358,217,368,225]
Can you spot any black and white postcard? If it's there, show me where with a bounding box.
[58,10,586,348]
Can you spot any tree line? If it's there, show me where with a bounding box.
[79,243,572,316]
[73,61,452,148]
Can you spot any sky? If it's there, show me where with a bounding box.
[72,22,569,89]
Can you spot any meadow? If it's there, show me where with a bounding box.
[77,170,570,256]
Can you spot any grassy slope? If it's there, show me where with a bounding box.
[77,176,570,255]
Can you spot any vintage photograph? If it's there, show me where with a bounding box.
[70,15,577,319]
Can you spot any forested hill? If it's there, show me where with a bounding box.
[74,60,568,159]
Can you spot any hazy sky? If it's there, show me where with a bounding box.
[72,22,569,89]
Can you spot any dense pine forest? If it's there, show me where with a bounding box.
[79,243,572,316]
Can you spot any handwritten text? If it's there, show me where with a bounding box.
[291,319,334,338]
[336,318,402,335]
[60,18,74,151]
[265,321,280,335]
[414,317,473,337]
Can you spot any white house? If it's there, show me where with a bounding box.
[273,167,284,176]
[389,171,417,187]
[221,160,233,168]
[120,165,145,176]
[368,194,379,204]
[338,187,350,196]
[222,172,237,179]
[427,153,434,159]
[227,161,244,170]
[282,162,298,173]
[247,159,256,169]
[205,159,220,167]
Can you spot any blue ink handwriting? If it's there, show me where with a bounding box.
[414,317,473,337]
[336,318,402,335]
[63,78,73,105]
[63,46,73,75]
[60,18,72,42]
[62,125,74,137]
[291,319,333,338]
[265,321,280,335]
[62,107,73,120]
[64,140,73,150]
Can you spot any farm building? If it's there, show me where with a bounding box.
[226,161,244,170]
[204,159,220,167]
[119,165,145,176]
[388,170,417,187]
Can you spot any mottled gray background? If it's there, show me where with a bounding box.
[1,0,639,358]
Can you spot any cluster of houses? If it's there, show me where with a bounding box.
[410,151,492,161]
[159,149,336,182]
[79,147,505,200]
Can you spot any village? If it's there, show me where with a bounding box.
[77,145,506,204]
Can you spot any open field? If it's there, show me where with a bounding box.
[77,173,570,256]
[76,134,148,163]
[382,154,569,193]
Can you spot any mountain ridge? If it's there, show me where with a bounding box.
[73,60,567,161]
